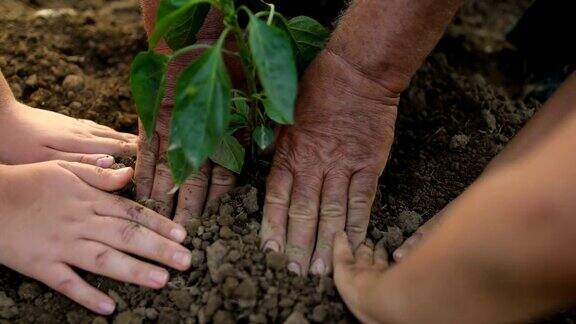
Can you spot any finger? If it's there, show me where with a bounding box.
[374,239,389,269]
[135,121,158,200]
[310,171,350,275]
[354,243,374,266]
[286,171,322,276]
[261,165,293,253]
[174,164,211,225]
[78,119,117,132]
[65,240,170,289]
[89,129,139,143]
[40,263,116,315]
[206,165,235,204]
[346,170,379,250]
[150,112,175,216]
[58,161,133,191]
[84,216,192,271]
[51,151,115,168]
[333,231,355,272]
[93,195,187,242]
[49,136,136,156]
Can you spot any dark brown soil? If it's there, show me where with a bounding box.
[0,0,574,323]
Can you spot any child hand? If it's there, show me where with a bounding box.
[0,101,137,166]
[333,232,390,324]
[0,162,191,315]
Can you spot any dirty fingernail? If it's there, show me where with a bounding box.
[149,269,169,286]
[96,155,114,167]
[98,301,115,314]
[263,240,280,252]
[173,251,191,268]
[287,262,301,276]
[310,259,326,276]
[169,227,187,242]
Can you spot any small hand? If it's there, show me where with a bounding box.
[260,51,398,275]
[333,232,389,324]
[0,102,136,166]
[0,162,191,314]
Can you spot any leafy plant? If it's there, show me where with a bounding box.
[131,0,329,185]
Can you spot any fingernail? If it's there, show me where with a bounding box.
[169,227,187,242]
[96,155,114,167]
[263,240,280,252]
[114,167,132,177]
[287,262,301,276]
[149,269,169,286]
[310,259,326,276]
[393,249,404,261]
[98,301,115,314]
[173,251,191,268]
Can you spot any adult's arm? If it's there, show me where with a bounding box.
[260,0,463,276]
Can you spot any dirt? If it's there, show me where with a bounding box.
[0,0,574,323]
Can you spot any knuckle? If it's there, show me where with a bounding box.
[95,248,112,269]
[349,194,374,211]
[320,202,346,219]
[288,203,317,223]
[119,222,140,244]
[346,222,368,236]
[211,167,234,186]
[265,189,289,206]
[54,277,75,295]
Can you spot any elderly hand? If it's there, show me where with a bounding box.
[260,50,399,275]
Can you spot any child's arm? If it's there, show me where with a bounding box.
[334,74,576,323]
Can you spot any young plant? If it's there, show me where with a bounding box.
[130,0,329,185]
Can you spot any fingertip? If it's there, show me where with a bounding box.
[169,225,187,243]
[97,300,116,315]
[95,155,115,168]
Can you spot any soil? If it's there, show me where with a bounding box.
[0,0,574,323]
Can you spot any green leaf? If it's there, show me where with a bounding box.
[150,0,212,50]
[130,51,168,139]
[210,135,245,174]
[167,147,194,184]
[168,44,232,184]
[248,15,297,125]
[253,125,274,150]
[286,16,329,69]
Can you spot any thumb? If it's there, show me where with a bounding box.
[58,162,133,192]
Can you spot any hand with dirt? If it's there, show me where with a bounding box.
[260,51,398,276]
[0,162,191,315]
[0,73,137,167]
[332,232,390,323]
[260,0,463,275]
[136,3,239,222]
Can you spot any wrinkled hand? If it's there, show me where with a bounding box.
[134,42,239,222]
[260,51,399,275]
[333,232,389,324]
[135,106,236,222]
[0,161,191,314]
[0,101,136,166]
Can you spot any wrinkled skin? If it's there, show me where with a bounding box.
[0,101,136,166]
[0,162,191,315]
[260,51,398,275]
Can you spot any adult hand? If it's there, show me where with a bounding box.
[0,161,191,314]
[134,6,240,222]
[260,51,399,275]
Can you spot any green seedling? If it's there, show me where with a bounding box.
[130,0,329,185]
